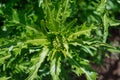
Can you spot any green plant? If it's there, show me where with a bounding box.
[0,0,120,80]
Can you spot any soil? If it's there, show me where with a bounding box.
[93,54,120,80]
[93,27,120,80]
[73,27,120,80]
[71,24,120,80]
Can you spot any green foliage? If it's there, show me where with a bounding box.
[0,0,120,80]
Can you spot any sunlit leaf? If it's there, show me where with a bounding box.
[12,9,19,23]
[0,77,11,80]
[103,13,109,43]
[26,47,49,80]
[50,54,61,80]
[38,0,43,7]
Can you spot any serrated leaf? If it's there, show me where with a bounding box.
[103,13,109,43]
[26,39,49,46]
[12,9,19,23]
[0,77,11,80]
[109,18,120,26]
[26,26,40,34]
[68,24,96,40]
[26,47,49,80]
[40,20,48,35]
[44,0,56,32]
[81,68,97,80]
[81,45,94,56]
[68,29,91,39]
[38,0,43,7]
[96,0,107,15]
[0,54,11,64]
[64,19,77,33]
[68,56,97,80]
[70,42,94,56]
[50,54,61,80]
[108,48,120,53]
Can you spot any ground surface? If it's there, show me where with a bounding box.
[73,28,120,80]
[94,28,120,80]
